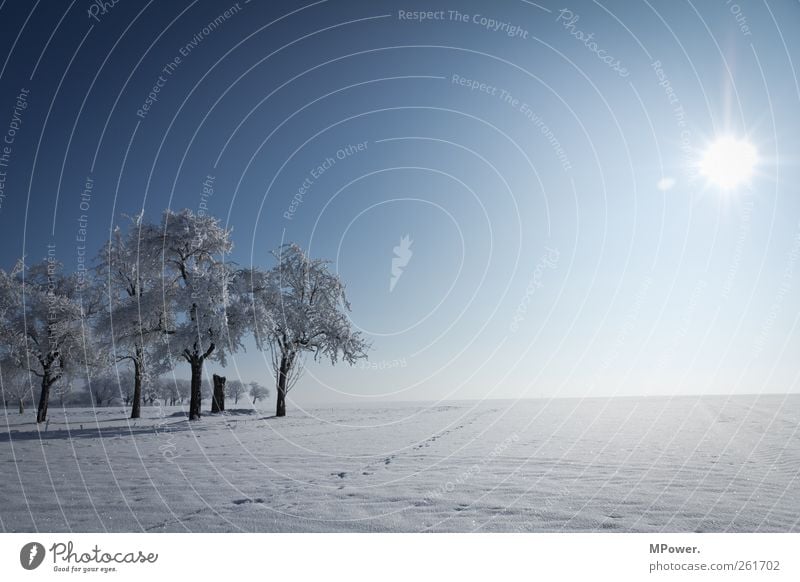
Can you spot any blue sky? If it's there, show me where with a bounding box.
[0,0,798,404]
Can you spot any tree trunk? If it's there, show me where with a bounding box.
[36,372,52,423]
[18,398,24,414]
[275,355,289,417]
[189,358,203,421]
[131,347,144,419]
[211,374,225,413]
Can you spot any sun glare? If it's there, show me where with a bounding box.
[698,136,758,190]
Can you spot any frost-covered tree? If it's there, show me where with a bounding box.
[225,379,247,405]
[90,375,119,407]
[0,259,96,422]
[0,266,31,414]
[154,376,180,406]
[248,381,269,405]
[0,361,32,414]
[53,379,74,408]
[154,376,190,406]
[252,244,369,417]
[97,213,173,419]
[148,209,249,420]
[175,378,191,405]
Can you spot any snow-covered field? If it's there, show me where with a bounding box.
[1,395,798,532]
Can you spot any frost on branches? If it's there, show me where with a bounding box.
[0,259,96,423]
[0,210,371,421]
[148,209,249,421]
[251,244,369,417]
[97,213,173,419]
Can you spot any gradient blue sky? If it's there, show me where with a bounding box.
[0,0,798,404]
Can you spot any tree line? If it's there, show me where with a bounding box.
[2,375,269,411]
[0,209,369,423]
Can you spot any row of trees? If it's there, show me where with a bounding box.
[3,374,269,414]
[0,209,369,423]
[1,376,270,411]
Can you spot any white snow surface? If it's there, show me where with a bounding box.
[1,395,798,532]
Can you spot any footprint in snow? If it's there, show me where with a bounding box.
[232,497,265,505]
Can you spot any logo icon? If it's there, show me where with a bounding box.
[390,235,413,292]
[20,542,45,570]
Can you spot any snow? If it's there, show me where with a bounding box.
[1,395,798,532]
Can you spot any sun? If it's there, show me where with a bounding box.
[698,136,758,190]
